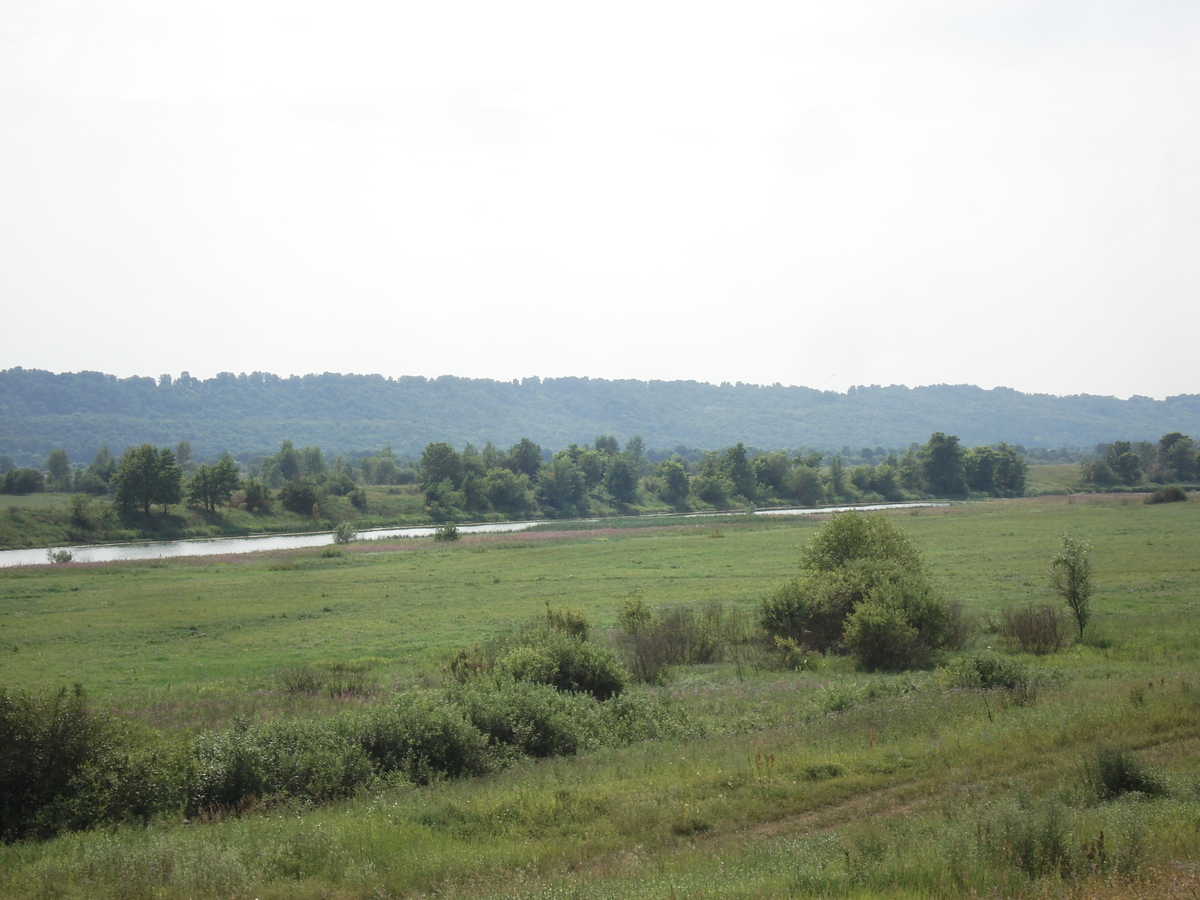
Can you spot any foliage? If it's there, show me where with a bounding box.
[763,512,951,669]
[433,522,460,542]
[494,627,627,701]
[1,467,45,495]
[920,432,967,497]
[332,521,357,544]
[545,604,590,638]
[111,444,183,515]
[617,602,749,683]
[1000,603,1070,654]
[1146,485,1188,504]
[802,510,925,574]
[0,685,187,841]
[278,478,322,517]
[449,678,599,759]
[842,570,950,670]
[45,449,70,491]
[240,477,271,512]
[1049,534,1094,639]
[941,651,1032,694]
[185,455,241,513]
[1082,744,1167,800]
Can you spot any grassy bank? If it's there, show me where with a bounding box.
[1,495,1197,898]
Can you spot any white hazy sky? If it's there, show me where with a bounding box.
[2,1,1198,399]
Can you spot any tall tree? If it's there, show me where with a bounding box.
[1103,441,1140,486]
[112,445,182,515]
[920,433,967,497]
[187,455,241,512]
[506,438,543,478]
[46,449,70,490]
[276,441,300,482]
[653,458,690,508]
[420,442,461,488]
[605,453,639,504]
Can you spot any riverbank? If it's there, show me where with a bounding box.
[0,503,950,568]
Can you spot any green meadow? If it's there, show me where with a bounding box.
[1,494,1198,899]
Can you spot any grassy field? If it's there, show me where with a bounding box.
[1,494,1198,898]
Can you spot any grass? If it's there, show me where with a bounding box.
[1,494,1199,897]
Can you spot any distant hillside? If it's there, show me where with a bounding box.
[1,368,1197,465]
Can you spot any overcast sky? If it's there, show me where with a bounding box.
[2,1,1197,399]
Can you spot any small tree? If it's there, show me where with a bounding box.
[1049,534,1093,639]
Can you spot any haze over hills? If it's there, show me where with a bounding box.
[1,368,1197,465]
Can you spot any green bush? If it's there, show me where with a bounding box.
[433,522,460,542]
[1146,485,1188,504]
[942,651,1032,694]
[545,604,590,638]
[1083,744,1167,800]
[0,685,188,841]
[359,692,493,785]
[495,627,627,700]
[450,678,598,758]
[802,510,924,574]
[332,521,357,544]
[841,597,922,671]
[762,513,954,670]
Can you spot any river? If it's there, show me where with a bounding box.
[0,502,946,569]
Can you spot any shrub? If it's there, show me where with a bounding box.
[802,511,924,574]
[450,678,597,759]
[762,513,953,670]
[1146,485,1188,504]
[942,651,1032,695]
[619,602,748,683]
[840,562,955,671]
[190,716,372,813]
[433,523,460,542]
[332,521,357,544]
[0,685,189,840]
[618,596,653,635]
[545,605,590,638]
[495,628,627,700]
[1083,744,1167,800]
[241,478,271,512]
[279,478,321,516]
[841,597,922,671]
[1000,604,1069,654]
[359,692,492,784]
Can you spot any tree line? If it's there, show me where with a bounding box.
[6,430,1195,524]
[1080,432,1197,488]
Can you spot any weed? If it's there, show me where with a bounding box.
[1082,744,1167,800]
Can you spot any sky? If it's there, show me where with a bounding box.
[2,1,1198,400]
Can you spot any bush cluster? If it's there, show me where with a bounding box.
[1,629,672,842]
[761,512,965,670]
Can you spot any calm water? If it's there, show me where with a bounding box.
[0,503,944,569]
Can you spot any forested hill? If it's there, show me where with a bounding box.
[2,368,1198,464]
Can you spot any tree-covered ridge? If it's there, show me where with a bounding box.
[2,367,1198,465]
